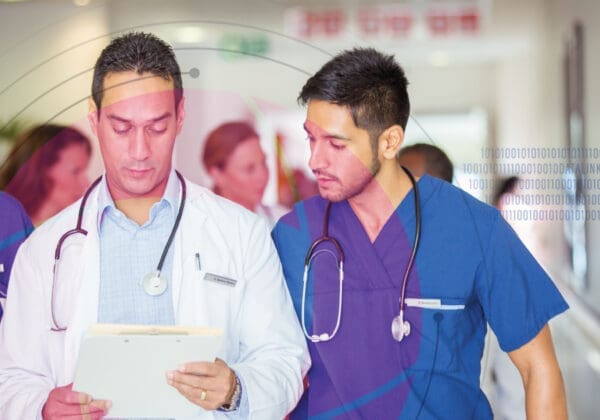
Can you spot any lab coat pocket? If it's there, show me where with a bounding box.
[193,269,237,325]
[405,297,466,373]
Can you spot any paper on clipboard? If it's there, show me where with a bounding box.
[73,324,222,419]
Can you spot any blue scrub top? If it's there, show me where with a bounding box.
[272,175,568,419]
[0,192,33,321]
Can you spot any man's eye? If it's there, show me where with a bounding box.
[331,142,345,150]
[112,125,130,134]
[148,124,167,134]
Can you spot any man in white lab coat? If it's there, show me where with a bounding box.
[0,32,309,419]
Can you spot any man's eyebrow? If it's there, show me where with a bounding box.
[106,112,172,124]
[303,123,350,141]
[150,112,172,123]
[107,114,130,123]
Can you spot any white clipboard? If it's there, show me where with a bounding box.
[73,324,223,418]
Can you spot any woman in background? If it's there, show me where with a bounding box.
[202,121,288,225]
[0,124,91,226]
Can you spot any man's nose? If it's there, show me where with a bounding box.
[129,129,151,160]
[308,139,328,173]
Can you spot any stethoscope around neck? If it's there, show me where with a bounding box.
[50,171,186,332]
[301,166,421,343]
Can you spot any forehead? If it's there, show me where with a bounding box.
[306,100,352,125]
[100,71,175,110]
[228,137,264,162]
[305,99,361,138]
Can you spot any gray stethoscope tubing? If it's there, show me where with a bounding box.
[302,166,421,343]
[50,171,186,331]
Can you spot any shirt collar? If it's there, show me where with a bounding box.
[97,170,181,229]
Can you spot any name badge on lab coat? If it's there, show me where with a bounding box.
[204,272,237,287]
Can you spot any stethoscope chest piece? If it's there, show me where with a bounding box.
[391,311,411,342]
[142,271,168,296]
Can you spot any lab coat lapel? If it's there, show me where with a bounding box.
[63,188,101,380]
[171,183,207,322]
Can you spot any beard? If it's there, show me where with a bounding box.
[320,156,382,202]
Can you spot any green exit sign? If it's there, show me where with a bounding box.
[218,33,270,60]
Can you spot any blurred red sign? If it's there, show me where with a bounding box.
[285,4,482,39]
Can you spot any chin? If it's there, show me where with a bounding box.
[319,189,347,203]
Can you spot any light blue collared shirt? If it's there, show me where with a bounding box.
[97,170,180,325]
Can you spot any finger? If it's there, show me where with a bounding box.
[45,400,91,418]
[167,370,208,389]
[89,411,106,420]
[81,403,106,419]
[89,399,112,412]
[54,388,92,405]
[169,380,215,409]
[178,361,219,376]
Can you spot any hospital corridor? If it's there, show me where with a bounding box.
[1,0,599,419]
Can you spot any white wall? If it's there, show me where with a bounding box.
[0,0,110,176]
[544,0,600,313]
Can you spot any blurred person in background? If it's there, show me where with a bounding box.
[397,142,454,183]
[0,192,33,322]
[202,121,288,225]
[0,124,91,226]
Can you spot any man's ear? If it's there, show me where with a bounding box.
[175,96,186,136]
[379,125,404,160]
[87,97,99,138]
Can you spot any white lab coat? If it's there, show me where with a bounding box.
[0,177,310,419]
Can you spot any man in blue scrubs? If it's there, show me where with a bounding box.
[272,48,568,419]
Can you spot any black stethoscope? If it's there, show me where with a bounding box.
[50,171,186,331]
[301,166,421,343]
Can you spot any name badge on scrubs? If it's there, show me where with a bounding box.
[204,273,237,287]
[405,298,465,310]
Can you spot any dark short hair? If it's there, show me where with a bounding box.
[0,124,91,217]
[91,32,183,111]
[398,143,454,182]
[493,176,520,207]
[298,48,410,144]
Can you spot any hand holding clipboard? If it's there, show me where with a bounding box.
[73,324,222,418]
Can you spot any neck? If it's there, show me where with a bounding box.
[114,197,162,225]
[217,189,255,212]
[348,163,414,242]
[31,200,62,227]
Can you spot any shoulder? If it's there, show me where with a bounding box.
[423,175,501,228]
[0,192,28,219]
[417,176,503,257]
[185,180,268,232]
[275,195,326,232]
[24,199,80,249]
[0,192,33,248]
